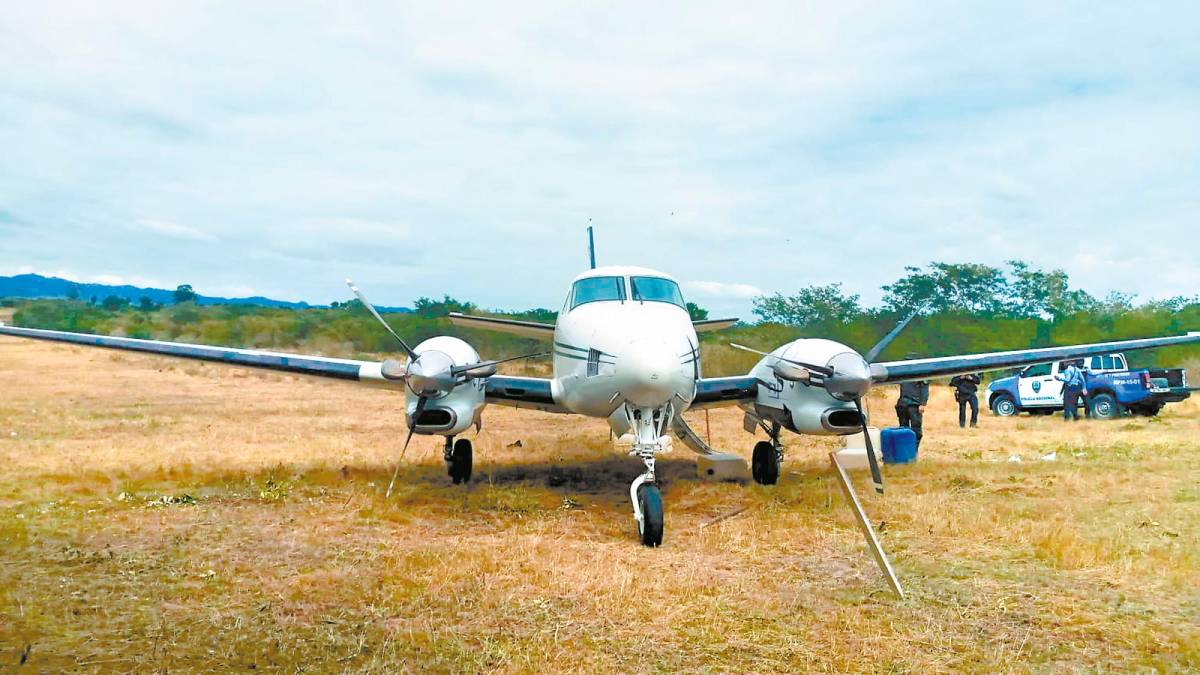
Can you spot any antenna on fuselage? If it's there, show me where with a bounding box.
[587,222,597,269]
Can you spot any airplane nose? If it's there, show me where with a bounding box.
[614,340,679,408]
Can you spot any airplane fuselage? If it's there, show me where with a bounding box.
[549,266,700,420]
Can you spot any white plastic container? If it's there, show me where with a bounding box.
[836,427,882,471]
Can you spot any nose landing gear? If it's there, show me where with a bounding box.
[623,404,673,547]
[632,477,663,547]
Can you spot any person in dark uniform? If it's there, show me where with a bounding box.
[949,373,982,428]
[895,378,930,448]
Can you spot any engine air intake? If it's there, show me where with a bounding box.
[823,408,862,433]
[415,408,455,428]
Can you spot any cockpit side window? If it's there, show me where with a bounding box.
[570,276,626,309]
[630,276,685,309]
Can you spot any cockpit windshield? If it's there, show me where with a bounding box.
[570,276,626,309]
[630,276,685,309]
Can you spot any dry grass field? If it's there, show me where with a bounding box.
[1,336,1198,672]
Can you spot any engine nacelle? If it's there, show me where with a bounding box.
[747,338,864,436]
[406,336,486,436]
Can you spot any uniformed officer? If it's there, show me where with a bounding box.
[1056,359,1088,421]
[949,372,982,428]
[895,377,930,448]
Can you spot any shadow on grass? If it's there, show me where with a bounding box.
[32,449,841,509]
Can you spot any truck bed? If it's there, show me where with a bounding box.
[1147,368,1187,388]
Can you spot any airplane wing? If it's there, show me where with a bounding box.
[693,318,738,332]
[690,375,759,409]
[873,332,1200,383]
[447,313,555,340]
[0,325,398,385]
[483,375,565,413]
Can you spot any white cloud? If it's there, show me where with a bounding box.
[0,2,1198,315]
[685,281,764,299]
[87,273,167,288]
[135,219,217,242]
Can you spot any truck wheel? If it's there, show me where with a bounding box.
[991,394,1018,417]
[1090,393,1120,420]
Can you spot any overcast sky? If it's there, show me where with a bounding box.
[2,2,1198,318]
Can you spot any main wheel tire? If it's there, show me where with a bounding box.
[991,394,1018,417]
[751,440,779,485]
[449,438,473,484]
[1090,393,1120,420]
[637,484,664,547]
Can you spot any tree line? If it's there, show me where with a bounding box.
[8,261,1200,376]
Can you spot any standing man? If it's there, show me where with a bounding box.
[949,372,982,428]
[1056,359,1086,421]
[895,378,930,449]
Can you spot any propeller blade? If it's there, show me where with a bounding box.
[385,395,428,498]
[729,343,835,377]
[346,279,418,360]
[864,305,923,363]
[449,351,550,377]
[853,397,884,495]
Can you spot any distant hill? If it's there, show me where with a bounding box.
[0,273,410,312]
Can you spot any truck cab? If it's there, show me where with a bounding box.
[986,353,1190,419]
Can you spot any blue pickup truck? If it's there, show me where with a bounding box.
[986,353,1191,419]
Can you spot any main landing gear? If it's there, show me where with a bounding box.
[444,437,473,484]
[624,404,673,547]
[751,420,783,485]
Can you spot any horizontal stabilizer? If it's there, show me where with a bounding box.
[447,313,555,340]
[693,318,738,333]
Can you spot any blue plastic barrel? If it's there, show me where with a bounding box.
[881,427,918,464]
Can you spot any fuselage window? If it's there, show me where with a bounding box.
[630,276,685,309]
[570,276,626,309]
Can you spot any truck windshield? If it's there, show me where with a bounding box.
[630,276,685,308]
[570,276,626,309]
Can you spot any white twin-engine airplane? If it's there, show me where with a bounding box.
[2,264,1199,549]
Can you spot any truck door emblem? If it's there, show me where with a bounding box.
[1032,381,1042,393]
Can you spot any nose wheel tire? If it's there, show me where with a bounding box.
[751,440,780,485]
[636,484,664,547]
[448,438,473,484]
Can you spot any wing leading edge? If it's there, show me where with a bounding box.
[0,325,394,384]
[873,332,1200,383]
[3,324,568,409]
